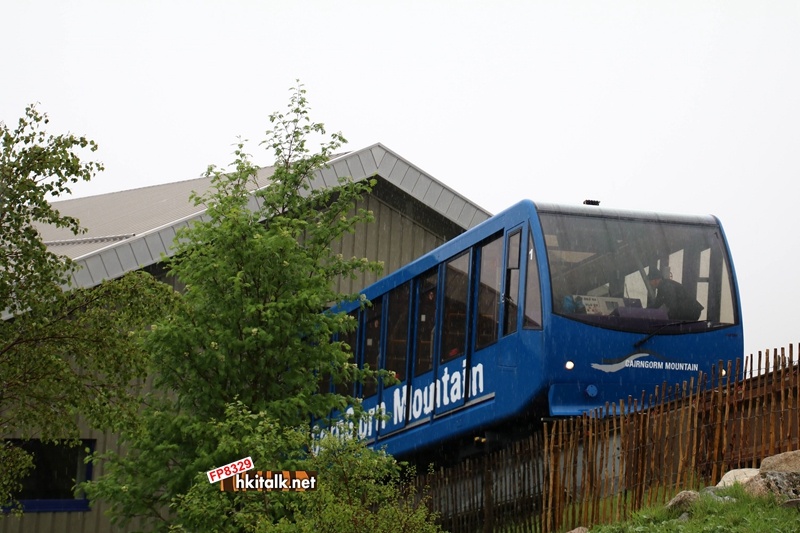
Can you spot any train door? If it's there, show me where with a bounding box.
[378,282,412,435]
[336,310,359,398]
[357,297,383,443]
[468,232,506,396]
[433,230,519,418]
[395,269,439,430]
[315,309,360,442]
[435,251,472,416]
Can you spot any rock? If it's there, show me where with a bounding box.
[762,471,800,500]
[782,498,800,509]
[713,451,800,502]
[743,473,771,498]
[760,450,800,473]
[717,468,759,487]
[666,490,700,512]
[743,471,800,500]
[703,490,736,503]
[564,527,589,533]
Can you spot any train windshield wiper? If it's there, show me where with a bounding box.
[634,320,698,349]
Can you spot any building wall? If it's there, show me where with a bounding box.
[333,186,461,295]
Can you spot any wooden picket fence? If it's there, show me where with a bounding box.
[414,345,800,533]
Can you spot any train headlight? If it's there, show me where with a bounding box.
[565,360,575,370]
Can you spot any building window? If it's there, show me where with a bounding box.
[4,439,94,512]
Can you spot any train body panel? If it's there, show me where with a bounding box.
[325,199,744,460]
[543,314,742,416]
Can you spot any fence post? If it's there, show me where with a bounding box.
[483,465,493,533]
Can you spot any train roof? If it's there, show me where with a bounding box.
[533,201,720,226]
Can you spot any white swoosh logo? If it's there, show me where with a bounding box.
[591,352,652,373]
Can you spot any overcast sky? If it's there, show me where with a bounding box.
[3,1,798,358]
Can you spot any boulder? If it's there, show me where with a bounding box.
[707,450,800,501]
[666,490,700,512]
[745,471,800,500]
[717,468,759,487]
[742,473,771,498]
[759,450,800,473]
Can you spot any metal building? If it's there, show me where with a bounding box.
[3,143,490,533]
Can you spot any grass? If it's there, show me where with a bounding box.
[587,484,800,533]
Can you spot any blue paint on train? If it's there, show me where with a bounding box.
[325,200,743,459]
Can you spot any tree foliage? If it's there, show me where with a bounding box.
[1,104,101,315]
[278,435,441,533]
[146,83,382,424]
[87,85,438,532]
[0,106,176,508]
[169,403,441,533]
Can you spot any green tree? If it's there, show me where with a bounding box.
[144,88,380,425]
[1,105,101,317]
[0,106,176,509]
[88,85,435,532]
[277,435,441,533]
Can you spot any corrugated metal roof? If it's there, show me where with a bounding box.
[40,176,214,258]
[38,143,491,288]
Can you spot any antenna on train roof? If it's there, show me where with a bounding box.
[583,199,601,206]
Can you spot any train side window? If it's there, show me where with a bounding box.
[524,229,543,329]
[335,311,359,396]
[386,282,410,382]
[362,298,382,398]
[504,230,522,336]
[476,234,503,349]
[415,269,438,376]
[441,252,470,362]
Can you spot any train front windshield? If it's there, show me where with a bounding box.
[538,209,738,334]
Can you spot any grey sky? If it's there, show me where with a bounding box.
[3,1,798,357]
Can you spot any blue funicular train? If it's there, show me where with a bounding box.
[329,199,743,462]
